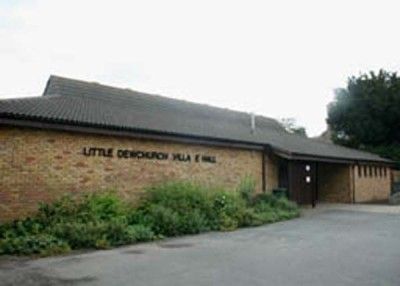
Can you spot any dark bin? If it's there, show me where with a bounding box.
[272,188,288,198]
[393,182,400,195]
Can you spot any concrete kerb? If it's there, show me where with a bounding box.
[301,203,400,216]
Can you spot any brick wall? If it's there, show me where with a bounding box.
[393,170,400,183]
[0,126,266,221]
[353,165,391,202]
[317,163,352,203]
[265,153,279,192]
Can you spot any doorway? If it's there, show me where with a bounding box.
[288,161,318,206]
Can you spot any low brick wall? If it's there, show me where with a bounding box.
[0,126,267,221]
[393,170,400,183]
[354,165,391,202]
[317,163,352,203]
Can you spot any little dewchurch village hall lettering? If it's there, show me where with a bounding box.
[82,147,216,163]
[0,75,393,221]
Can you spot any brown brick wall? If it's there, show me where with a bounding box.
[393,170,400,183]
[0,126,265,221]
[265,154,279,192]
[353,165,391,202]
[317,163,352,203]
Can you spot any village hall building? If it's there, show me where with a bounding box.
[0,76,393,220]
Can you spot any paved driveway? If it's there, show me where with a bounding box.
[1,205,400,286]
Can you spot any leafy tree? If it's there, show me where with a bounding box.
[327,70,400,162]
[280,118,307,137]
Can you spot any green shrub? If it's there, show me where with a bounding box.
[0,234,69,256]
[136,204,181,237]
[0,191,155,255]
[237,175,256,204]
[37,191,127,224]
[48,218,154,249]
[210,191,246,231]
[253,193,298,212]
[126,225,156,242]
[93,225,155,249]
[0,182,300,257]
[250,193,300,223]
[140,182,247,233]
[239,208,263,227]
[143,182,213,216]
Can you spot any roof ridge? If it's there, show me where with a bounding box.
[44,75,282,124]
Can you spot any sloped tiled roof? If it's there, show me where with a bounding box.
[0,75,390,163]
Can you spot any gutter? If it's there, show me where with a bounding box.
[0,116,393,166]
[0,117,265,151]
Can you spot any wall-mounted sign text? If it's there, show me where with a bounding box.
[82,147,216,164]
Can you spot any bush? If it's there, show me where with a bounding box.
[37,191,128,224]
[126,225,155,242]
[49,221,107,248]
[138,182,247,233]
[0,182,299,256]
[210,191,246,231]
[237,175,256,204]
[249,193,300,224]
[0,234,70,256]
[137,204,181,236]
[0,192,155,255]
[239,208,264,227]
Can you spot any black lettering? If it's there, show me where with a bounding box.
[157,152,168,160]
[172,153,191,162]
[106,148,114,157]
[145,152,155,159]
[84,147,214,164]
[117,149,128,158]
[131,150,138,158]
[98,148,105,157]
[83,147,90,156]
[202,155,216,164]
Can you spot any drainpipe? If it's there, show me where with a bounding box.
[352,164,356,204]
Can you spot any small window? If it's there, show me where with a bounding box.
[364,166,368,177]
[374,166,378,177]
[358,165,362,177]
[369,166,373,177]
[384,167,387,177]
[379,167,383,177]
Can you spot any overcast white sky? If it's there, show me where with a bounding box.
[1,0,400,136]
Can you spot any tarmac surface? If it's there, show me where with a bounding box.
[1,204,399,286]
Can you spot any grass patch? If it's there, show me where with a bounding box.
[0,181,299,256]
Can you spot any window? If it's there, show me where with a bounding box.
[369,166,373,177]
[364,166,368,177]
[384,167,387,177]
[379,167,383,177]
[374,166,378,177]
[358,165,362,177]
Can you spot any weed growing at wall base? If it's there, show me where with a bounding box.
[0,182,299,256]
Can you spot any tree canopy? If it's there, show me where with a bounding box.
[327,70,400,162]
[280,118,307,137]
